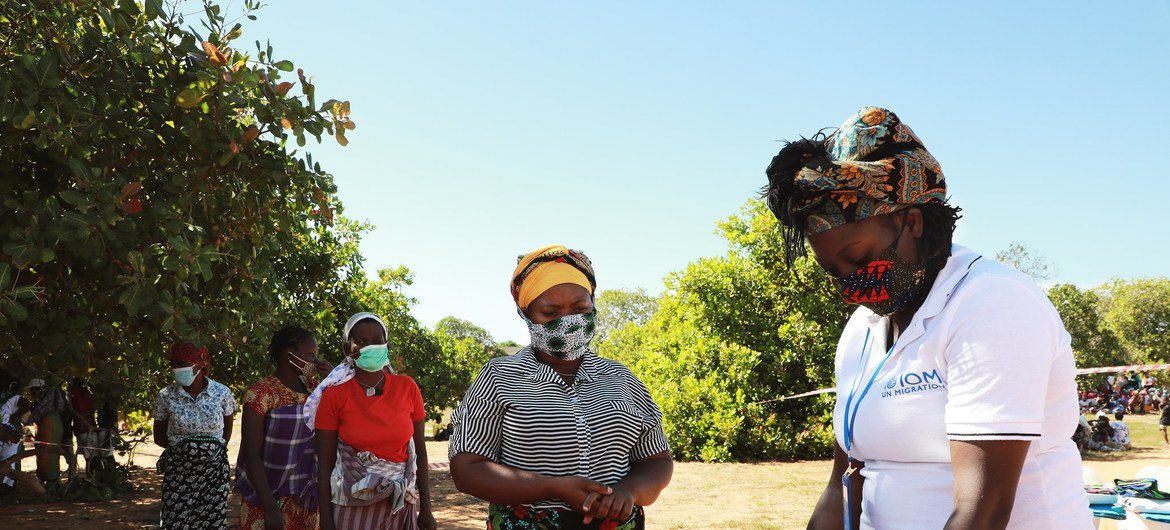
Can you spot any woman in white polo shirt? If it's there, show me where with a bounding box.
[763,107,1092,529]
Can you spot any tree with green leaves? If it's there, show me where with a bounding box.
[434,316,499,354]
[1046,284,1125,384]
[591,287,657,348]
[996,242,1055,283]
[600,200,851,461]
[1102,277,1170,363]
[0,0,368,412]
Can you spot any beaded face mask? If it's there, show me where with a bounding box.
[831,228,929,316]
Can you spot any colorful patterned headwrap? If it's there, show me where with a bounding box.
[764,107,947,263]
[168,341,210,372]
[511,245,596,310]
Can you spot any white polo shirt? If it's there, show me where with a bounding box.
[832,245,1093,529]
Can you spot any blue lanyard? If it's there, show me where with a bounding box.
[842,327,898,457]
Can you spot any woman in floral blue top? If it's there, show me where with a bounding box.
[152,342,237,529]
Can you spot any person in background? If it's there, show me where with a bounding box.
[62,378,95,480]
[0,378,21,491]
[433,423,452,442]
[153,342,237,529]
[305,312,436,530]
[1110,412,1132,450]
[236,325,332,530]
[24,378,68,487]
[449,245,674,530]
[1160,399,1170,444]
[1089,414,1116,452]
[0,423,42,497]
[766,107,1092,529]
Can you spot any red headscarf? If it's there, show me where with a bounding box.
[168,342,210,372]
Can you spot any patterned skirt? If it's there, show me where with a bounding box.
[157,436,230,529]
[240,497,319,530]
[487,503,645,530]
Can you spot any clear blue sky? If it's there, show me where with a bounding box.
[241,1,1170,343]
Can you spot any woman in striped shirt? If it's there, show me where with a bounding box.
[450,245,673,530]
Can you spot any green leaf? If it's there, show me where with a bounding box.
[40,248,55,263]
[145,0,163,20]
[195,257,212,282]
[1,299,28,321]
[176,88,203,109]
[273,60,294,72]
[0,263,9,288]
[117,281,155,315]
[17,110,35,129]
[2,239,37,266]
[59,189,90,207]
[68,159,87,179]
[127,250,145,273]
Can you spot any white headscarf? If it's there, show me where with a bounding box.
[304,312,391,430]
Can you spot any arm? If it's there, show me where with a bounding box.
[806,441,852,530]
[613,451,673,504]
[0,446,39,467]
[65,402,93,432]
[943,440,1030,530]
[222,414,235,443]
[221,389,238,443]
[412,419,435,530]
[153,420,168,448]
[316,428,339,530]
[583,451,674,523]
[241,406,282,525]
[450,452,611,508]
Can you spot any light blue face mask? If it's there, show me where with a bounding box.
[355,344,389,373]
[172,366,198,387]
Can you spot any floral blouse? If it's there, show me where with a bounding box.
[153,378,238,443]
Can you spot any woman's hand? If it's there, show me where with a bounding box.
[417,508,437,530]
[549,476,612,513]
[263,506,285,530]
[580,484,636,524]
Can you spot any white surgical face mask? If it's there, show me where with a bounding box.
[172,366,198,387]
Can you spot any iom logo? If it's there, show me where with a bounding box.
[880,369,946,398]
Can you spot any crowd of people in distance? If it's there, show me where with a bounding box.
[1073,371,1170,453]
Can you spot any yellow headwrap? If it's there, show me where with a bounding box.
[511,245,595,310]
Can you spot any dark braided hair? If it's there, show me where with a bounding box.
[913,202,963,270]
[762,133,834,265]
[268,325,314,366]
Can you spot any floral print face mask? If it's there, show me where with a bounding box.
[521,310,597,360]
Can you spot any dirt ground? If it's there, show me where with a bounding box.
[1,417,1167,529]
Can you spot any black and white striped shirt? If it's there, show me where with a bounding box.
[449,347,670,510]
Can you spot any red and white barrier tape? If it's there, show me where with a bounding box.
[1076,363,1170,375]
[771,364,1170,402]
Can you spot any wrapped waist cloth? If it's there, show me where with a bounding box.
[235,403,319,510]
[331,437,418,511]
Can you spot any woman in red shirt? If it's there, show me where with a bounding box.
[306,312,435,530]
